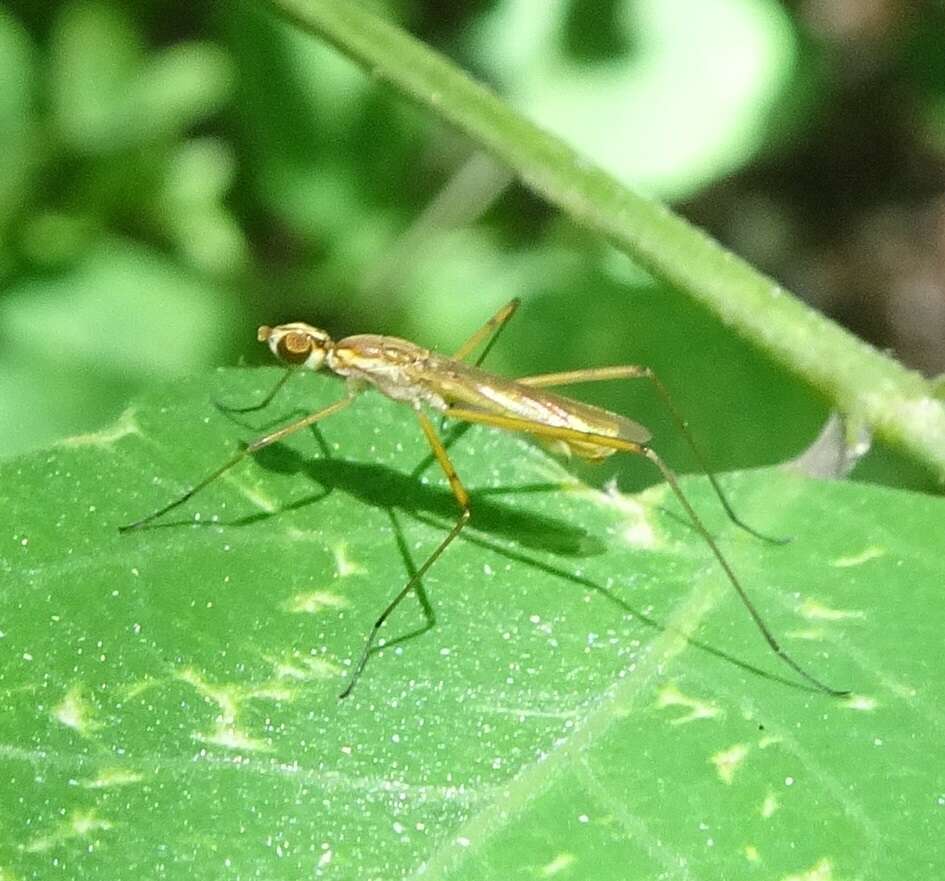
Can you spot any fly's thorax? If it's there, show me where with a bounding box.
[258,322,332,371]
[327,335,448,410]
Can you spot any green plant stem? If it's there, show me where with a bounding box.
[266,0,945,483]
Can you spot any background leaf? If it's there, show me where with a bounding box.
[0,238,238,454]
[5,1,945,495]
[0,6,38,241]
[268,0,945,485]
[470,0,797,197]
[2,368,942,878]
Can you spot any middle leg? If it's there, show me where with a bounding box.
[452,298,520,365]
[442,404,847,698]
[516,365,786,544]
[339,409,472,698]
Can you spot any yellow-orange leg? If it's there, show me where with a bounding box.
[452,298,520,365]
[340,409,472,699]
[435,298,522,436]
[120,393,355,531]
[443,405,848,697]
[518,365,787,545]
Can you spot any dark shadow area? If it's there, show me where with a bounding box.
[122,424,832,697]
[561,0,637,62]
[368,508,437,655]
[404,509,830,697]
[123,417,601,557]
[280,441,830,696]
[247,443,605,558]
[419,411,786,551]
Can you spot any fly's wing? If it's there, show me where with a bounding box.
[421,354,652,454]
[581,401,653,445]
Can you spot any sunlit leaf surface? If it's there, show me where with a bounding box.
[2,368,942,879]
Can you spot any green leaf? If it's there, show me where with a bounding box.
[470,0,796,198]
[2,368,942,878]
[155,138,248,276]
[0,238,239,456]
[50,1,233,154]
[0,7,39,237]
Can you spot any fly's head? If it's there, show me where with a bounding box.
[258,322,332,371]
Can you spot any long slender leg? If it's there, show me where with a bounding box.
[443,405,848,697]
[433,299,521,437]
[517,366,787,545]
[452,298,520,365]
[215,368,294,414]
[386,508,437,644]
[340,410,472,699]
[120,393,355,531]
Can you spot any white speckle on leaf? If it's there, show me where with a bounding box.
[656,684,721,724]
[781,857,836,881]
[53,685,100,735]
[799,599,865,621]
[761,793,779,818]
[832,546,884,567]
[81,768,144,789]
[540,853,576,876]
[332,542,367,577]
[711,743,749,785]
[844,694,878,711]
[282,591,349,614]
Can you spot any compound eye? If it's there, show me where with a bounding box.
[277,331,314,364]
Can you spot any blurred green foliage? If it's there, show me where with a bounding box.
[1,0,943,490]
